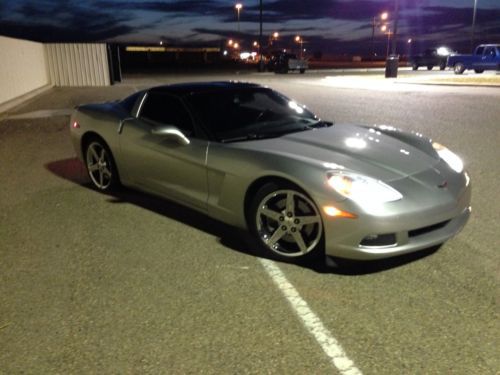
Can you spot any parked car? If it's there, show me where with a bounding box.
[447,44,500,74]
[267,53,307,74]
[408,47,451,71]
[70,82,471,265]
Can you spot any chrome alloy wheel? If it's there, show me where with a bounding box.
[255,189,323,257]
[86,141,113,190]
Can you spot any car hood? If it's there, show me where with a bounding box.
[232,124,439,181]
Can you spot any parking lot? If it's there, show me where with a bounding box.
[1,69,499,374]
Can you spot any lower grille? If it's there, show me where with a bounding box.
[409,220,450,238]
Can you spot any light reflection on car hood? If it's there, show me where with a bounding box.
[231,124,439,181]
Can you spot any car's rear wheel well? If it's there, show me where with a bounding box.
[244,176,304,226]
[81,132,121,188]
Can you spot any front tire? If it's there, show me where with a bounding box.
[427,65,433,70]
[249,182,323,261]
[474,69,484,74]
[454,62,465,74]
[299,68,305,74]
[85,139,120,191]
[412,63,418,70]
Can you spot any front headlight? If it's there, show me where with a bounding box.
[327,171,402,204]
[432,142,463,173]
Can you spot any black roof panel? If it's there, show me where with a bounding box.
[150,81,264,95]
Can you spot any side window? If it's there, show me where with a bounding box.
[475,46,484,55]
[139,92,194,135]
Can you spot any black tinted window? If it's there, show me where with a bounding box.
[140,92,193,134]
[476,46,484,55]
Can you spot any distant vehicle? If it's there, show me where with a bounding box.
[267,53,308,74]
[70,81,471,264]
[447,44,500,74]
[409,47,452,71]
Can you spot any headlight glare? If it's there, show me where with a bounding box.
[327,172,402,204]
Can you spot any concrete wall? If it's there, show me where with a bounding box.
[45,44,110,86]
[0,36,50,107]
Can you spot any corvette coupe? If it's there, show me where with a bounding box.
[70,82,471,263]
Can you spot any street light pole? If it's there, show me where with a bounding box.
[471,0,478,52]
[235,3,242,33]
[390,0,399,56]
[385,0,400,78]
[372,12,388,57]
[258,0,264,72]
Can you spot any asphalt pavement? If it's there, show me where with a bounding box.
[1,70,499,374]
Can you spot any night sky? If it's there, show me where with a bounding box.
[1,0,499,55]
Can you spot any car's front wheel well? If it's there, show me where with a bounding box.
[244,176,304,226]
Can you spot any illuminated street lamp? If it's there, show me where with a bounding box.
[269,32,279,47]
[233,42,240,49]
[235,3,243,33]
[228,39,234,46]
[295,35,304,59]
[371,11,389,56]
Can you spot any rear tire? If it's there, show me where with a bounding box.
[454,63,465,74]
[249,182,323,262]
[439,63,446,70]
[299,68,305,74]
[474,69,484,74]
[427,65,433,70]
[84,138,120,191]
[412,63,418,70]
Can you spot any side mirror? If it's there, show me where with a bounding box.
[151,126,190,145]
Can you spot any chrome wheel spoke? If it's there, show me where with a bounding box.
[99,170,104,187]
[102,167,112,178]
[298,215,320,225]
[291,230,308,254]
[260,207,281,221]
[89,163,99,172]
[256,188,323,258]
[90,146,99,161]
[266,226,287,247]
[286,192,295,214]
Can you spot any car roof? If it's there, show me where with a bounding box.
[149,81,265,95]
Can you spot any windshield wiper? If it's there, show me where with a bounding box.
[309,120,334,128]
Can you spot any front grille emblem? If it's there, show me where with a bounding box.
[437,180,448,189]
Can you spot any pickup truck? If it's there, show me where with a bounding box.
[267,53,308,74]
[408,48,450,70]
[447,44,500,74]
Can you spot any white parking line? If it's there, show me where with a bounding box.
[259,258,362,375]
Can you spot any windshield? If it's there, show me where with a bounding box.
[185,88,325,142]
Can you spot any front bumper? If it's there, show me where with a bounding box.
[319,177,472,260]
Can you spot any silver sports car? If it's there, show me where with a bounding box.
[70,81,471,263]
